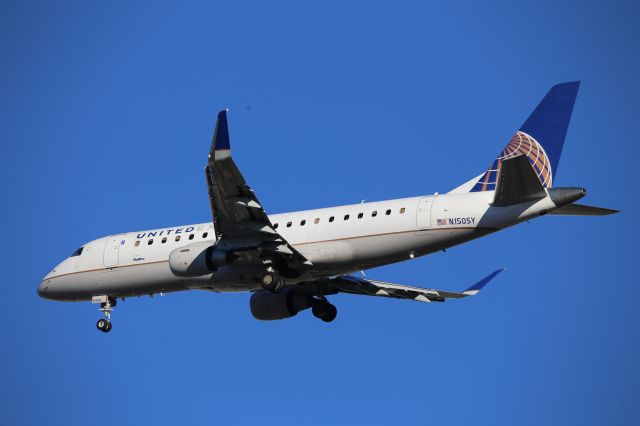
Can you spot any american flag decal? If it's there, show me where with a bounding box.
[437,218,447,226]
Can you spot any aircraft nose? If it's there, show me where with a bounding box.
[38,280,50,299]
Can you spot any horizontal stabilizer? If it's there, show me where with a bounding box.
[549,203,620,216]
[493,155,546,206]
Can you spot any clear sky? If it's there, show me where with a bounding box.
[2,1,638,425]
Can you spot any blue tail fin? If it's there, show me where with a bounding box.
[471,82,580,192]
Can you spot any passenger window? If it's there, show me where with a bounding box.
[386,209,391,215]
[148,239,153,245]
[70,247,83,257]
[329,216,334,222]
[134,241,140,247]
[372,211,378,217]
[314,218,320,224]
[286,221,292,227]
[400,207,406,214]
[161,237,167,243]
[300,220,306,226]
[357,213,363,219]
[189,234,194,240]
[175,235,181,242]
[273,223,279,229]
[202,232,208,238]
[344,214,350,220]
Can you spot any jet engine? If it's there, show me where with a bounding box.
[250,289,314,320]
[168,242,233,277]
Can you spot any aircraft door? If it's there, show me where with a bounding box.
[416,196,433,229]
[430,195,447,228]
[103,237,120,267]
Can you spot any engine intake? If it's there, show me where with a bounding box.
[169,242,233,277]
[250,289,314,321]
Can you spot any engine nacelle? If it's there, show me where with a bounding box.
[168,242,232,277]
[250,289,314,321]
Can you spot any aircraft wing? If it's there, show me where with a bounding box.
[205,111,311,275]
[326,268,505,302]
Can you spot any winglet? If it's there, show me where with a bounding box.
[210,109,231,160]
[462,268,505,296]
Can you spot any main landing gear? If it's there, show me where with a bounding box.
[260,266,285,293]
[312,298,337,323]
[93,296,116,333]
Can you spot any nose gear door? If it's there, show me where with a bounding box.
[103,237,120,267]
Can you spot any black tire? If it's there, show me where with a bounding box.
[273,277,285,293]
[96,319,107,331]
[104,322,112,332]
[260,272,275,290]
[312,302,325,318]
[312,301,337,322]
[320,303,337,323]
[261,272,283,293]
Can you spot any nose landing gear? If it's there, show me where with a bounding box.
[96,318,112,332]
[92,295,116,333]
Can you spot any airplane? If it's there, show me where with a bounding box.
[38,82,618,333]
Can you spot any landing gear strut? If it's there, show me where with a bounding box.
[94,296,116,333]
[312,298,337,323]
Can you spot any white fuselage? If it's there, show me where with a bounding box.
[38,190,557,301]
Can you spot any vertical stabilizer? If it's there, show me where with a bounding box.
[469,82,580,192]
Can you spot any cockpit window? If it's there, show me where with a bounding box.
[70,247,84,257]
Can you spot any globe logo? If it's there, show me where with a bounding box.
[474,131,553,191]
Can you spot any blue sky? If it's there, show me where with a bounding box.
[2,1,638,425]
